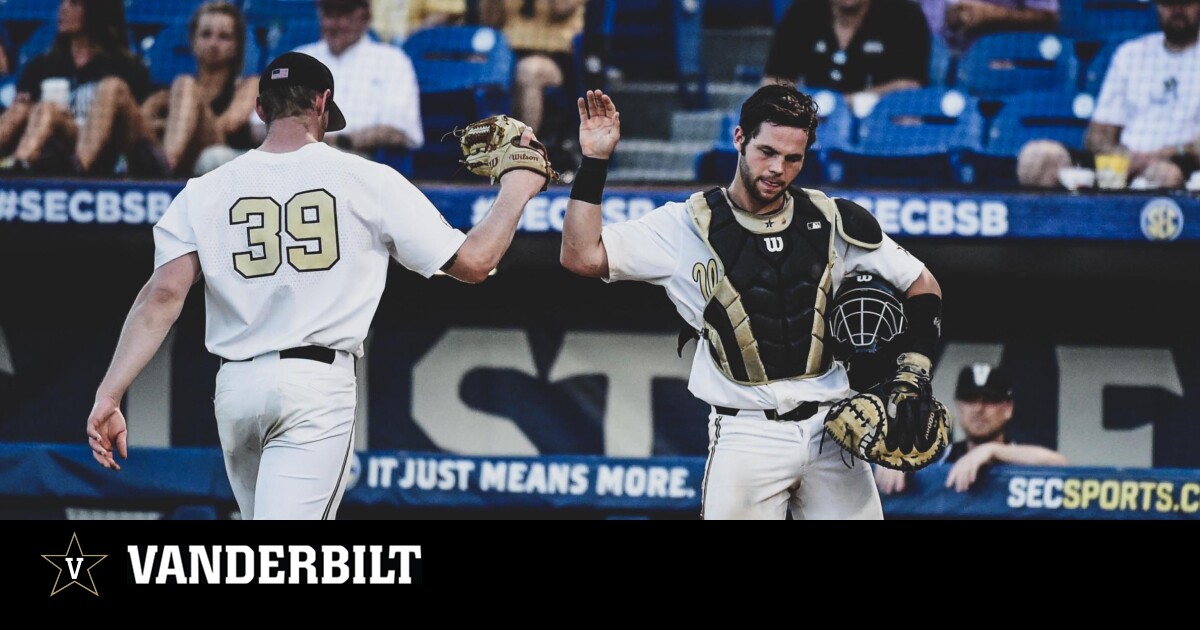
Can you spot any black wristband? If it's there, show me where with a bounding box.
[570,156,609,205]
[904,293,942,358]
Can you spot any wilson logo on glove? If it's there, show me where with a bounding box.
[455,115,560,191]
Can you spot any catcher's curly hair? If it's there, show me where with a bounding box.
[739,83,820,151]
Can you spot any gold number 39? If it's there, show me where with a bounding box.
[230,189,340,279]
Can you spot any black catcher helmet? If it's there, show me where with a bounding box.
[828,273,906,391]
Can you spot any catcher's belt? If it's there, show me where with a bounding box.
[713,402,820,421]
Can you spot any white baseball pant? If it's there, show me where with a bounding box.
[213,349,357,520]
[700,406,884,520]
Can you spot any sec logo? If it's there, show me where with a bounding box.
[1140,198,1184,242]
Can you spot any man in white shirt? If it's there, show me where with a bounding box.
[252,0,425,155]
[1018,0,1200,189]
[86,52,549,519]
[560,86,945,520]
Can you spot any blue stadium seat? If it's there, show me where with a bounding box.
[1080,35,1146,95]
[772,0,793,22]
[695,89,852,185]
[1060,0,1159,45]
[263,16,321,60]
[960,90,1093,188]
[0,0,57,22]
[955,32,1078,99]
[403,26,514,179]
[244,0,320,61]
[142,21,264,90]
[609,0,706,108]
[930,36,956,87]
[825,88,984,187]
[15,22,56,74]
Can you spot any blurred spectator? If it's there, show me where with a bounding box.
[762,0,931,111]
[1017,0,1200,190]
[481,0,585,135]
[372,0,412,42]
[253,0,424,154]
[141,1,258,177]
[371,0,469,44]
[409,0,469,35]
[875,362,1068,495]
[0,0,166,177]
[919,0,1059,52]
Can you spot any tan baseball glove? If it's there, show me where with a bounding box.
[824,352,952,472]
[458,115,559,191]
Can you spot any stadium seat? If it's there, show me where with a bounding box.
[930,36,956,87]
[126,0,206,42]
[1080,35,1144,95]
[825,88,984,187]
[15,22,55,75]
[1060,0,1159,45]
[403,26,514,179]
[0,0,57,23]
[772,0,793,22]
[142,21,264,90]
[609,0,707,108]
[959,90,1093,188]
[244,0,320,61]
[954,32,1079,99]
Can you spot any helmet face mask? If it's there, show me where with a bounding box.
[829,274,907,391]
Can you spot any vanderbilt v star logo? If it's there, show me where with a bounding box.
[764,237,784,253]
[42,532,107,596]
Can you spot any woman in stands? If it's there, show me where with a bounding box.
[0,0,166,177]
[141,1,257,176]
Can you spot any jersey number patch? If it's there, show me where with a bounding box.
[230,189,341,279]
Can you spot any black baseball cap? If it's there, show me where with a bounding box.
[259,52,347,132]
[955,362,1015,401]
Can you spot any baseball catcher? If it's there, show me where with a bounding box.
[458,115,559,190]
[824,278,951,471]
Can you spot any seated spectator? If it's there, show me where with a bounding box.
[1017,0,1200,190]
[408,0,469,36]
[252,0,424,154]
[482,0,585,135]
[0,0,166,177]
[761,0,931,111]
[875,362,1068,495]
[141,1,257,177]
[919,0,1059,52]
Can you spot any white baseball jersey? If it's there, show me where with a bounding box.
[153,142,466,360]
[601,190,925,413]
[1092,33,1200,152]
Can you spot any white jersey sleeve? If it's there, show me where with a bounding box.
[600,202,684,285]
[153,181,199,269]
[377,169,467,278]
[838,233,926,293]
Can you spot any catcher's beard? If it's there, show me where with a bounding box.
[736,147,789,208]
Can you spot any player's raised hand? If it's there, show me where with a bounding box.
[87,395,128,471]
[578,90,620,160]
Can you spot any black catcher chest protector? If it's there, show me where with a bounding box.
[687,187,883,385]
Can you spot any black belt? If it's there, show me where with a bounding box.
[220,346,337,366]
[715,401,820,422]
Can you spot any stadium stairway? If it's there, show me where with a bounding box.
[605,26,767,183]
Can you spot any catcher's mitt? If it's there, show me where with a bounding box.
[824,352,952,472]
[457,115,559,190]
